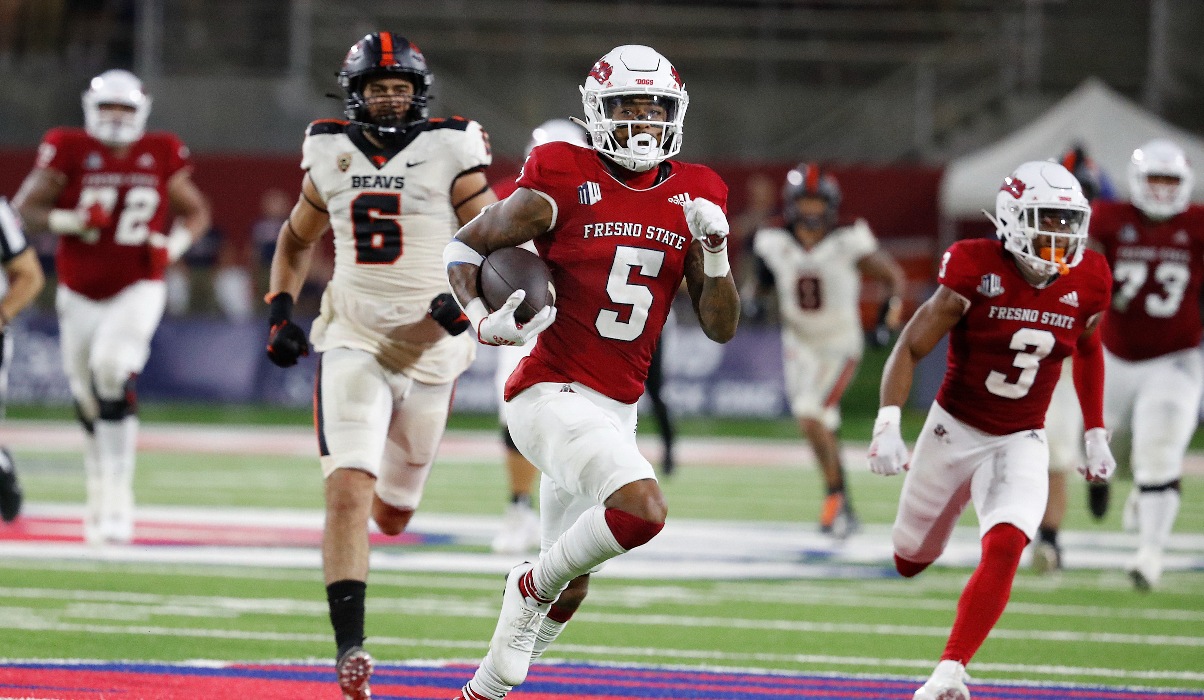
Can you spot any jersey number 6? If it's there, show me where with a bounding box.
[351,192,403,265]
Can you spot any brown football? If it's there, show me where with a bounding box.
[478,246,555,324]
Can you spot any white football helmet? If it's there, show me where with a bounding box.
[82,69,151,146]
[1128,138,1193,220]
[986,160,1090,280]
[579,45,688,172]
[525,118,589,157]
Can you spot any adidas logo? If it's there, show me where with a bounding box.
[668,193,691,207]
[1059,291,1079,307]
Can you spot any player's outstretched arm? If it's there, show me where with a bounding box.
[11,167,69,234]
[682,198,739,343]
[268,174,329,302]
[880,285,966,409]
[859,249,908,330]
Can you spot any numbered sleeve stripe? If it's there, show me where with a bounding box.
[313,356,330,457]
[823,358,859,409]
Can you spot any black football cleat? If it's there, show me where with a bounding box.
[0,447,22,523]
[1087,481,1110,521]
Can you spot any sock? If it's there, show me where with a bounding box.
[93,416,138,535]
[531,604,575,660]
[1137,483,1181,554]
[327,579,367,659]
[1037,526,1058,547]
[465,650,513,700]
[942,523,1027,665]
[511,492,531,508]
[531,505,627,601]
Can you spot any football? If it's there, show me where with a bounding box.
[478,246,556,324]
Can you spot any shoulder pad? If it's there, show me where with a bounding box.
[307,119,349,137]
[425,117,472,132]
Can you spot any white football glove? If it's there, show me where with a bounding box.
[868,406,909,476]
[470,290,556,347]
[1079,427,1116,483]
[682,196,730,277]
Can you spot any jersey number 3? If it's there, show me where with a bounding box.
[985,327,1055,399]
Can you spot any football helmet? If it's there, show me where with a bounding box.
[82,69,151,146]
[338,32,431,134]
[987,160,1090,279]
[525,118,588,156]
[1128,138,1193,220]
[579,45,688,172]
[782,163,841,230]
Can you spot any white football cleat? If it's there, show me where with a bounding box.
[491,503,540,555]
[914,660,970,700]
[1031,540,1062,574]
[488,562,551,685]
[1127,546,1163,592]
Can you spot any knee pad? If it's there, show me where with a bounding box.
[95,375,137,420]
[1138,479,1181,494]
[603,508,664,550]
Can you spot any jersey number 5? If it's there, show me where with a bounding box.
[596,245,664,341]
[985,327,1055,399]
[351,193,402,264]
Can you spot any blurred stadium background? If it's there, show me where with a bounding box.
[2,2,1204,698]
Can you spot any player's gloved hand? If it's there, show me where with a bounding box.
[868,405,910,476]
[683,197,731,277]
[265,292,310,368]
[1080,427,1116,483]
[427,292,470,336]
[470,290,556,347]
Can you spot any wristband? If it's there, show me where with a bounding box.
[464,297,489,332]
[48,209,85,234]
[444,238,485,269]
[702,246,730,278]
[875,405,901,425]
[267,292,295,326]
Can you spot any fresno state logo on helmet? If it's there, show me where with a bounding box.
[588,59,613,86]
[670,64,684,89]
[1000,176,1026,199]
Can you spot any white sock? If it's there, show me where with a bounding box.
[1137,488,1181,554]
[82,432,103,541]
[465,650,513,699]
[93,416,138,537]
[531,505,625,601]
[531,617,568,660]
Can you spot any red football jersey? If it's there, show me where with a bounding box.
[934,239,1111,435]
[505,141,728,404]
[37,127,192,300]
[1091,200,1204,361]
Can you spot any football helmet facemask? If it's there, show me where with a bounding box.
[82,69,151,147]
[579,45,688,172]
[782,163,841,231]
[1128,138,1193,220]
[987,160,1090,281]
[338,32,432,136]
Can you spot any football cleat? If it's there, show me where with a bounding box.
[1087,481,1110,521]
[491,503,541,555]
[336,645,374,700]
[1127,547,1162,592]
[0,447,23,523]
[819,492,860,539]
[914,660,970,700]
[488,562,551,686]
[1031,540,1062,574]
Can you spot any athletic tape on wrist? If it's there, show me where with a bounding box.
[444,238,485,268]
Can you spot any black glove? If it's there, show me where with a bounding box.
[428,292,470,336]
[266,292,310,367]
[867,299,893,349]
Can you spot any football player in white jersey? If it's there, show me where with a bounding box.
[751,163,905,538]
[0,197,46,523]
[263,32,495,700]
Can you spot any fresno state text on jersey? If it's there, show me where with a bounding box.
[935,238,1111,435]
[38,127,191,300]
[506,140,728,403]
[1091,200,1204,361]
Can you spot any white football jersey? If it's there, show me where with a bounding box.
[753,219,878,353]
[303,118,491,383]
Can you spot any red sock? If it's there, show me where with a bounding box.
[942,523,1028,665]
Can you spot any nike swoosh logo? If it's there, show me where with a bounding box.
[406,160,427,168]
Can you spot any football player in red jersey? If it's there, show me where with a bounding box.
[867,161,1115,700]
[443,45,739,700]
[1090,138,1204,591]
[13,69,210,546]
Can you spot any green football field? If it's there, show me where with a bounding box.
[1,405,1202,696]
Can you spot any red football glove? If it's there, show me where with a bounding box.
[83,202,112,230]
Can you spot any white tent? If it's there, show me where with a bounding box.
[940,78,1204,220]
